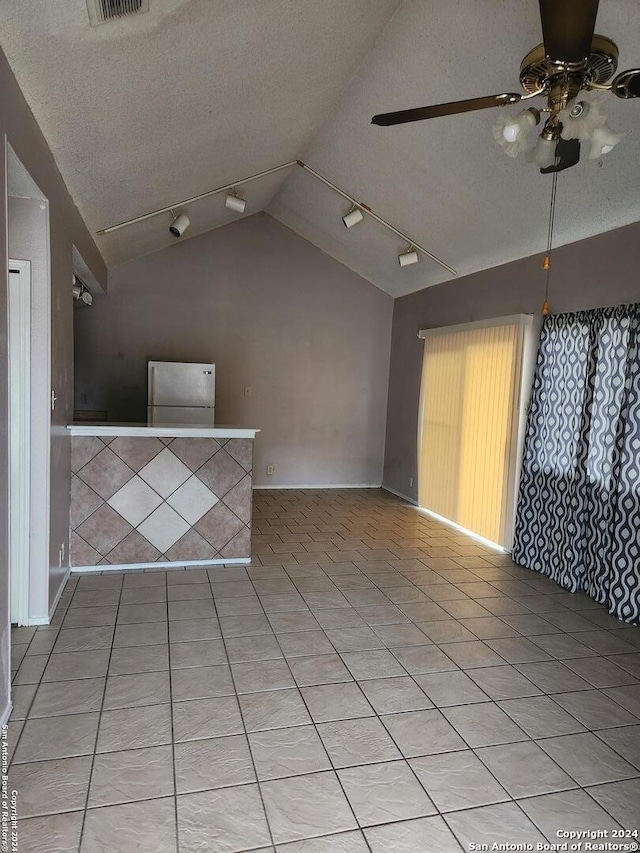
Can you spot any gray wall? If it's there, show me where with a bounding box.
[0,47,106,719]
[74,213,393,487]
[383,220,640,501]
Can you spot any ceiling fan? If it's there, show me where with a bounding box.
[372,0,640,171]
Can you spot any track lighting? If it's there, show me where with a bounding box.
[225,192,247,214]
[398,247,419,267]
[97,160,456,278]
[492,108,540,157]
[169,214,190,237]
[342,206,364,228]
[72,275,93,306]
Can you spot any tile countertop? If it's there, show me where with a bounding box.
[68,423,260,439]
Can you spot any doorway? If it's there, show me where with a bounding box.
[6,145,51,626]
[8,262,31,626]
[417,315,536,550]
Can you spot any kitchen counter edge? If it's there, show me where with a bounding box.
[67,424,260,439]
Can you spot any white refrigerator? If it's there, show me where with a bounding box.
[147,361,215,425]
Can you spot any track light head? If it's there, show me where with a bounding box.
[225,193,247,214]
[342,206,364,228]
[169,214,190,237]
[398,247,419,267]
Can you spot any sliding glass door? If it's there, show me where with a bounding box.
[418,316,532,548]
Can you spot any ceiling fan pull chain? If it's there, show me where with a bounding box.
[542,169,559,316]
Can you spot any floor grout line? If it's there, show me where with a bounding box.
[7,490,640,849]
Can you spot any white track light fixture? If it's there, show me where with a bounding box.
[398,246,419,267]
[169,214,190,237]
[96,160,456,279]
[72,274,93,306]
[342,206,364,228]
[225,192,247,214]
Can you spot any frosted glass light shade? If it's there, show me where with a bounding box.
[492,110,537,157]
[528,136,558,168]
[588,125,623,159]
[560,98,606,141]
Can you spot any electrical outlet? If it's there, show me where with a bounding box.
[267,465,274,475]
[244,386,252,396]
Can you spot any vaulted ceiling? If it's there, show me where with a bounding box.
[2,0,640,296]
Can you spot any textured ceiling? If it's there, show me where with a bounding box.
[2,0,640,295]
[0,0,400,265]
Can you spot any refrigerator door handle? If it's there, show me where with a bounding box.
[149,365,156,406]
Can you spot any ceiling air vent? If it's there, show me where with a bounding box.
[87,0,149,26]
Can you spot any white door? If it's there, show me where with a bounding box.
[8,261,31,626]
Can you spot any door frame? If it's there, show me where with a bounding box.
[8,260,31,626]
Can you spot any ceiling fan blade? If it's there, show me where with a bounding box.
[611,68,640,98]
[539,0,599,64]
[371,93,522,126]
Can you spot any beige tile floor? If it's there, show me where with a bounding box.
[8,488,640,852]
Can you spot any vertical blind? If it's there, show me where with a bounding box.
[418,320,526,547]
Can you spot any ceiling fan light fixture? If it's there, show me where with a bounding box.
[559,97,606,141]
[528,135,558,169]
[588,124,623,159]
[492,108,539,157]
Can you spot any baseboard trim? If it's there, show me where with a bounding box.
[381,485,417,505]
[71,557,250,573]
[48,567,71,622]
[253,484,382,490]
[413,505,506,553]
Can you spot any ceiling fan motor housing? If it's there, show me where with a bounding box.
[519,34,619,111]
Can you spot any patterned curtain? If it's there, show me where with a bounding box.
[512,304,640,625]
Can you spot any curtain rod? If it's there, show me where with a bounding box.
[96,159,457,277]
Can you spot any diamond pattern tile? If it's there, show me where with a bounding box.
[223,475,252,523]
[70,475,103,528]
[167,475,219,525]
[224,438,253,472]
[138,448,192,499]
[165,529,217,562]
[169,437,220,471]
[76,447,134,500]
[75,505,133,557]
[109,436,164,471]
[195,502,245,551]
[71,436,104,473]
[196,449,246,498]
[107,476,163,526]
[138,504,191,553]
[70,435,252,567]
